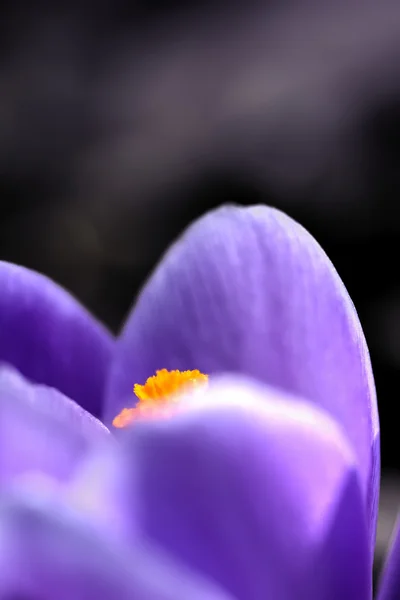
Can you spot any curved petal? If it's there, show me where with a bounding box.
[106,205,379,546]
[0,365,110,486]
[103,377,372,600]
[376,514,400,600]
[0,260,113,417]
[0,491,233,600]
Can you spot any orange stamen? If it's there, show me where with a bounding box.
[112,369,208,428]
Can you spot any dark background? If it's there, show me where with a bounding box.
[1,0,399,579]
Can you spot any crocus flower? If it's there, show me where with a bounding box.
[0,204,392,599]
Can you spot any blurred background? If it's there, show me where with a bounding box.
[1,0,399,581]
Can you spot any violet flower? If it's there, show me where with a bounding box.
[0,205,391,599]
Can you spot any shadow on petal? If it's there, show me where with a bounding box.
[0,491,233,600]
[0,261,114,417]
[0,366,110,486]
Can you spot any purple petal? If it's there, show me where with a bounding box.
[0,491,233,600]
[376,515,400,600]
[66,442,138,542]
[106,377,371,600]
[0,366,110,486]
[105,205,379,547]
[0,261,113,417]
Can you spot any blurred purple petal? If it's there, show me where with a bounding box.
[376,514,400,600]
[0,366,110,486]
[0,261,114,417]
[66,442,138,542]
[108,377,371,600]
[106,205,378,545]
[0,491,232,600]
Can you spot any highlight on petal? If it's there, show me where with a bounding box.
[0,365,110,486]
[106,205,379,547]
[66,442,137,543]
[0,491,233,600]
[376,515,400,600]
[104,376,372,600]
[0,261,114,417]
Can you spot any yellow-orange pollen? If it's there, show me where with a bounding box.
[112,369,208,428]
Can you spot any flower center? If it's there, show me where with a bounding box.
[112,369,208,428]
